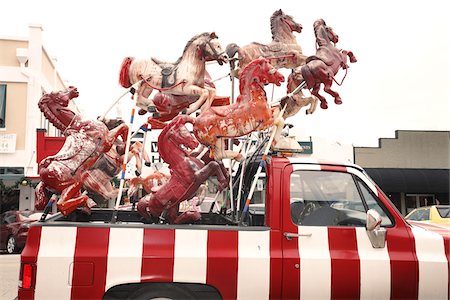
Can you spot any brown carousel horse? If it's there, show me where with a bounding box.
[193,58,285,161]
[35,87,129,215]
[226,9,306,77]
[137,115,229,224]
[119,32,228,116]
[295,19,357,109]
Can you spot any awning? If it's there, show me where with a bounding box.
[364,168,449,194]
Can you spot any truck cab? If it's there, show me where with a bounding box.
[18,155,449,300]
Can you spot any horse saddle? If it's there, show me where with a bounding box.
[306,47,335,66]
[151,58,178,88]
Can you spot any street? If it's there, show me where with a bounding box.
[0,253,19,300]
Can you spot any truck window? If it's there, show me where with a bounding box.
[290,170,392,227]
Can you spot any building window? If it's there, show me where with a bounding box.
[0,84,6,128]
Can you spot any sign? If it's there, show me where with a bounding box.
[0,133,16,153]
[298,141,313,154]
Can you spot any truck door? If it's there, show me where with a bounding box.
[280,163,427,300]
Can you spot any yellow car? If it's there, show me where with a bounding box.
[405,205,450,225]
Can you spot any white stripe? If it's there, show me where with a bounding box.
[105,228,143,291]
[346,167,377,194]
[298,226,331,300]
[35,227,77,300]
[355,227,391,300]
[173,229,207,283]
[237,230,270,300]
[411,226,449,300]
[287,157,320,165]
[291,163,321,171]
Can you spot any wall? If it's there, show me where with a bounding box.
[354,131,450,169]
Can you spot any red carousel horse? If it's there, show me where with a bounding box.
[193,58,285,161]
[226,9,306,77]
[119,32,228,117]
[35,87,129,215]
[137,115,229,224]
[296,19,357,109]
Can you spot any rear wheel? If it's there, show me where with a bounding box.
[6,236,16,254]
[128,283,195,300]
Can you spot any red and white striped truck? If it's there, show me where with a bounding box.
[18,156,449,300]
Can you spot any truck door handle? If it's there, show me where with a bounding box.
[284,232,312,240]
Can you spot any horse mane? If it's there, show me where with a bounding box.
[313,19,329,47]
[270,9,288,41]
[38,93,68,132]
[175,32,211,63]
[238,57,266,96]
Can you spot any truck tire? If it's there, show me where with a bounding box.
[128,283,196,300]
[6,235,17,254]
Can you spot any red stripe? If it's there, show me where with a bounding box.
[328,227,360,299]
[269,230,283,300]
[320,164,347,172]
[386,225,419,300]
[71,227,110,300]
[279,162,300,300]
[444,236,450,299]
[18,226,42,300]
[206,230,238,300]
[141,228,175,282]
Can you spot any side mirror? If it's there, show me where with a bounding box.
[366,209,386,248]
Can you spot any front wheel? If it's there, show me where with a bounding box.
[128,283,195,300]
[7,236,17,254]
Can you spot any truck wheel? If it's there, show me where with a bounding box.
[129,283,195,300]
[7,236,17,254]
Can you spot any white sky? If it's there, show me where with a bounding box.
[1,0,449,146]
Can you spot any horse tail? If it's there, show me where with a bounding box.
[225,43,240,58]
[119,57,134,88]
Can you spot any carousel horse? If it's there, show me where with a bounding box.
[296,19,357,109]
[35,87,129,215]
[193,58,285,161]
[279,71,319,118]
[137,115,229,224]
[226,9,306,77]
[119,32,228,116]
[148,71,229,123]
[127,170,170,199]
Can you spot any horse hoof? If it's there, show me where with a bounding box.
[135,170,141,177]
[145,162,151,167]
[320,103,328,109]
[181,109,187,115]
[138,109,147,115]
[335,99,343,105]
[148,106,157,113]
[152,111,161,118]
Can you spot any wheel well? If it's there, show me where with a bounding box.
[103,282,222,300]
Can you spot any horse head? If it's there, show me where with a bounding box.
[271,9,303,40]
[196,32,228,65]
[49,86,79,107]
[314,19,339,46]
[239,58,284,93]
[166,115,199,154]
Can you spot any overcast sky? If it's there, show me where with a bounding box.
[1,0,449,146]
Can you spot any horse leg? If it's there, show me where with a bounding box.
[215,138,243,161]
[106,123,129,150]
[307,96,319,114]
[35,181,49,210]
[202,86,216,113]
[271,115,285,147]
[137,194,152,220]
[311,85,328,109]
[83,169,117,200]
[136,85,156,113]
[57,181,89,216]
[323,80,342,105]
[185,86,209,115]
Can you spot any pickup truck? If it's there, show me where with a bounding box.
[18,155,450,300]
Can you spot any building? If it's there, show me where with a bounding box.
[354,130,450,215]
[0,25,73,212]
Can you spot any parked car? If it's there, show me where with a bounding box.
[405,205,450,225]
[0,210,50,254]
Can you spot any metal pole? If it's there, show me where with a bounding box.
[99,81,141,122]
[111,86,139,223]
[238,103,289,225]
